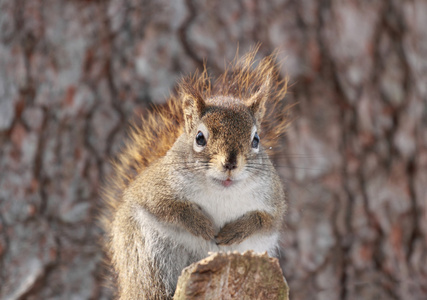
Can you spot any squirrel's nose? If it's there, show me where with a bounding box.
[224,162,237,170]
[223,156,237,171]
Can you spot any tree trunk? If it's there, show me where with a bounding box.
[0,0,426,299]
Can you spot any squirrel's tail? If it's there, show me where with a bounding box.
[99,98,183,237]
[100,46,291,247]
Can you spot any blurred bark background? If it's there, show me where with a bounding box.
[0,0,426,299]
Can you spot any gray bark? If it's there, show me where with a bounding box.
[0,0,426,299]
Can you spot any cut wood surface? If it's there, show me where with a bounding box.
[174,251,289,300]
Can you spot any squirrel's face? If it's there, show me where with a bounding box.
[180,88,269,188]
[191,104,261,187]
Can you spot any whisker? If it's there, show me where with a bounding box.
[248,162,325,172]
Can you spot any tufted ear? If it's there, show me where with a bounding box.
[248,77,271,125]
[180,82,206,134]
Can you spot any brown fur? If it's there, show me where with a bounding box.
[100,48,290,299]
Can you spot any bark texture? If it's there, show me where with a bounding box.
[0,0,426,299]
[174,251,289,300]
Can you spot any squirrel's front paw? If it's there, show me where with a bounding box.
[215,220,250,246]
[183,207,215,241]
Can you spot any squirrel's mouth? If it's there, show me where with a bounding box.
[222,178,233,187]
[212,177,235,188]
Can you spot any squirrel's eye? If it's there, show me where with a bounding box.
[195,131,207,147]
[252,133,260,148]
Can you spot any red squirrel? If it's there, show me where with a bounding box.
[101,49,290,299]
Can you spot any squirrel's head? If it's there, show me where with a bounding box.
[179,80,270,188]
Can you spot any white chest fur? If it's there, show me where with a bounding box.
[134,176,279,260]
[135,207,279,257]
[190,182,268,229]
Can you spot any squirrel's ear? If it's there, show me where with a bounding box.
[248,77,270,124]
[181,83,206,134]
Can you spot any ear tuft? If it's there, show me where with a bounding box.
[248,76,271,124]
[180,81,206,134]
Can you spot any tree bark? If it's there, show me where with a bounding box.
[0,0,426,299]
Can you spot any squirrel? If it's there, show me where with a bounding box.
[100,49,290,299]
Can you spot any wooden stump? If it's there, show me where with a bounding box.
[174,251,289,300]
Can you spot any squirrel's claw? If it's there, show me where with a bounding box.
[197,224,215,241]
[215,223,248,246]
[183,207,215,240]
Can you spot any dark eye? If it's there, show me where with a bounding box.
[252,132,260,148]
[195,131,207,147]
